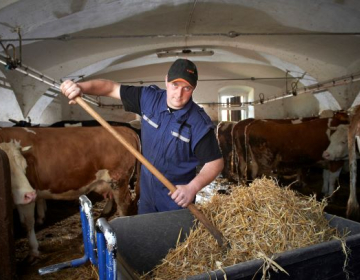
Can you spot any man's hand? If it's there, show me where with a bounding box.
[60,80,82,104]
[169,158,224,208]
[169,184,197,208]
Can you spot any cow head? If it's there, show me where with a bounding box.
[323,124,349,161]
[0,140,37,205]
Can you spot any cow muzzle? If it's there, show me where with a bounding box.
[23,191,37,204]
[322,150,331,160]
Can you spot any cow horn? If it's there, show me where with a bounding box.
[21,146,32,152]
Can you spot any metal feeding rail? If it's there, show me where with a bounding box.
[252,72,360,105]
[0,55,100,106]
[2,54,359,108]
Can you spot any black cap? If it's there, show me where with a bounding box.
[167,59,198,88]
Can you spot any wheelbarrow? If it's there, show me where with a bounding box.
[39,194,360,280]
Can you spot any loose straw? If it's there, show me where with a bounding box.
[143,177,348,279]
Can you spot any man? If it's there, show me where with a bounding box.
[60,59,224,214]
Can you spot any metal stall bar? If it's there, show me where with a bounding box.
[38,195,97,275]
[96,225,107,280]
[96,218,117,280]
[79,195,98,265]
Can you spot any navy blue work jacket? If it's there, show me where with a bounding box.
[140,85,214,185]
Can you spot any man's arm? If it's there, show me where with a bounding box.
[170,157,224,207]
[60,79,121,103]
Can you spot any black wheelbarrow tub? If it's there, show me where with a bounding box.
[109,209,360,280]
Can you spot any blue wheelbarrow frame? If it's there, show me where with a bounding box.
[38,195,117,280]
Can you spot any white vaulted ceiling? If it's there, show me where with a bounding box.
[0,0,360,124]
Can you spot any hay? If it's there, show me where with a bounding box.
[143,177,348,279]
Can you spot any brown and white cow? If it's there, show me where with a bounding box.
[216,121,237,181]
[235,114,348,190]
[0,126,141,260]
[232,118,256,183]
[0,141,39,259]
[322,124,349,161]
[232,116,320,184]
[322,107,360,220]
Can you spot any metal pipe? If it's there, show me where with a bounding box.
[119,76,308,84]
[80,195,98,265]
[253,73,360,105]
[96,230,107,280]
[1,55,359,108]
[0,56,60,88]
[96,218,117,280]
[0,55,101,106]
[1,31,360,42]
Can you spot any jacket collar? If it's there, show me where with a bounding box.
[160,93,194,121]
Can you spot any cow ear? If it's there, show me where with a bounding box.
[21,146,32,152]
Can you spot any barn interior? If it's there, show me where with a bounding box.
[1,0,360,125]
[1,1,360,279]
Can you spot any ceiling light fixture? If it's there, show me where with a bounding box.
[157,49,214,58]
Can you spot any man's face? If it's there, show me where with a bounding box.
[165,78,195,110]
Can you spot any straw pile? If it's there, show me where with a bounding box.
[142,177,348,279]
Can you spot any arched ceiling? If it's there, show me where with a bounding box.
[0,0,360,120]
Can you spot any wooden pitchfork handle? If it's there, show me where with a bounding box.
[74,96,227,248]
